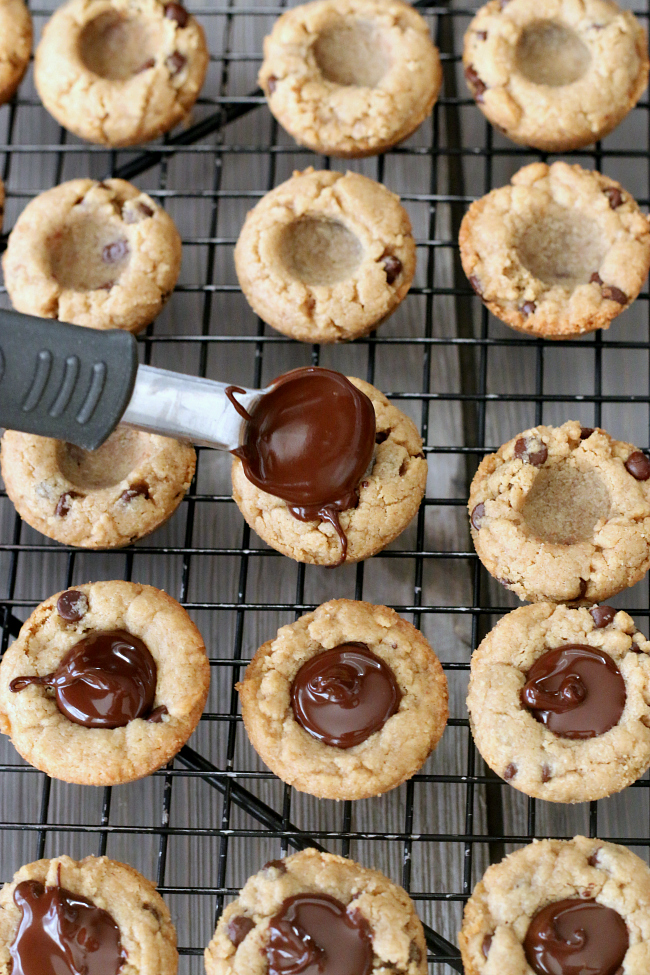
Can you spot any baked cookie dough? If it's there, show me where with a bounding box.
[468,421,650,603]
[463,0,649,152]
[259,0,442,157]
[459,162,650,338]
[0,854,177,975]
[3,179,182,333]
[34,0,209,147]
[235,168,416,343]
[238,599,448,800]
[0,426,196,549]
[459,836,650,975]
[467,602,650,803]
[0,581,209,785]
[205,849,427,975]
[232,376,427,566]
[0,0,32,107]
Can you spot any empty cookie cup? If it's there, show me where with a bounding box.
[459,162,650,338]
[463,0,649,151]
[259,0,441,158]
[0,427,196,548]
[34,0,209,147]
[235,168,416,343]
[3,179,182,333]
[468,421,650,603]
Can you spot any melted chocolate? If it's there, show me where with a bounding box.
[291,643,401,749]
[266,893,373,975]
[523,898,628,975]
[10,880,125,975]
[232,368,376,566]
[10,630,158,728]
[521,644,625,739]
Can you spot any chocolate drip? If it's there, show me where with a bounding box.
[232,368,375,566]
[10,880,125,975]
[10,630,159,728]
[521,644,625,739]
[266,893,373,975]
[291,643,401,749]
[523,898,628,975]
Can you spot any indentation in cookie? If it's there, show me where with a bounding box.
[48,214,130,292]
[314,20,390,87]
[522,466,610,545]
[514,205,606,288]
[80,11,164,80]
[278,217,363,286]
[515,20,591,87]
[56,429,150,491]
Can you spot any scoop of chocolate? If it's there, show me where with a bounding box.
[10,880,125,975]
[521,644,625,739]
[523,898,628,975]
[266,893,372,975]
[10,630,157,728]
[291,643,401,749]
[232,367,376,565]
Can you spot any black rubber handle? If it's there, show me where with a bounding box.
[0,309,139,450]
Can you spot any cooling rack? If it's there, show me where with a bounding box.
[0,1,649,972]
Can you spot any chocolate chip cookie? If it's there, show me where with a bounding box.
[0,854,177,975]
[259,0,442,157]
[463,0,649,152]
[0,581,210,785]
[238,599,448,800]
[467,602,650,803]
[0,0,32,107]
[235,168,416,343]
[460,836,650,975]
[0,427,196,548]
[34,0,209,147]
[459,162,650,338]
[468,421,650,602]
[205,849,427,975]
[3,179,182,333]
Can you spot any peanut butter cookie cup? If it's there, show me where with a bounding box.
[0,0,32,107]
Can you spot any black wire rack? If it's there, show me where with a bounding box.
[0,1,649,972]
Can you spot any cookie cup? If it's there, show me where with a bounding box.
[0,0,32,106]
[238,599,448,800]
[0,582,210,785]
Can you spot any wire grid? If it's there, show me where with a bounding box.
[0,1,649,972]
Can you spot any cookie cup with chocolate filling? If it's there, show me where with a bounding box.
[468,420,650,603]
[0,581,209,785]
[238,599,447,800]
[460,836,650,975]
[231,377,427,566]
[467,603,650,803]
[0,855,178,975]
[205,849,427,975]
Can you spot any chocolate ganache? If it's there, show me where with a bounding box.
[290,643,401,748]
[523,898,628,975]
[10,630,158,728]
[266,893,373,975]
[229,367,376,565]
[521,644,626,739]
[10,879,125,975]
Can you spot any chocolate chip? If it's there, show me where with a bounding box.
[147,705,168,723]
[98,281,114,291]
[56,589,88,622]
[399,459,409,476]
[227,915,255,947]
[103,239,129,264]
[514,437,547,467]
[165,2,188,26]
[520,301,536,315]
[143,903,162,922]
[602,285,627,305]
[360,480,369,489]
[541,764,552,783]
[264,859,287,873]
[503,763,517,781]
[590,605,616,628]
[482,935,493,958]
[469,274,483,297]
[123,201,155,224]
[476,30,488,40]
[375,430,389,444]
[604,187,623,209]
[138,202,154,217]
[166,51,187,75]
[464,64,486,102]
[267,75,277,94]
[580,427,594,439]
[625,450,650,480]
[382,254,402,285]
[471,502,485,531]
[120,481,151,503]
[55,491,82,517]
[135,57,155,73]
[409,942,422,964]
[588,851,600,867]
[590,272,603,285]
